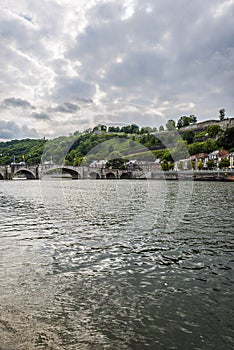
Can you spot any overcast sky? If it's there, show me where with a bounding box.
[0,0,233,140]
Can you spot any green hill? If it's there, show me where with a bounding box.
[0,139,46,165]
[0,120,233,166]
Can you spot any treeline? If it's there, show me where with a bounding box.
[58,123,234,165]
[93,123,157,134]
[0,139,46,165]
[91,116,197,134]
[0,121,233,166]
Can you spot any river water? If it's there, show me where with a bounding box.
[0,179,233,350]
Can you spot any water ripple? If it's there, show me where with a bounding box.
[0,180,233,349]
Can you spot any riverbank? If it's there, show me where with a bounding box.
[150,170,234,181]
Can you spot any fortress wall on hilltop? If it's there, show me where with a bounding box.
[179,117,234,133]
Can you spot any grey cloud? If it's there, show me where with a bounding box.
[67,21,127,69]
[49,102,80,114]
[88,2,123,22]
[75,97,94,104]
[0,8,48,61]
[65,0,234,119]
[2,97,34,109]
[52,76,96,103]
[104,51,165,88]
[0,0,233,140]
[19,14,33,24]
[64,102,80,111]
[91,104,165,128]
[70,117,91,126]
[0,120,39,140]
[20,124,40,137]
[31,112,50,120]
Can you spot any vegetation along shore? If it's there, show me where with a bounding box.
[0,112,234,180]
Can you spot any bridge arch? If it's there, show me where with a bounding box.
[89,171,100,179]
[0,173,4,180]
[106,172,116,179]
[61,167,80,179]
[120,172,129,179]
[14,169,36,179]
[43,167,80,179]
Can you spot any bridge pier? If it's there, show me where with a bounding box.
[5,166,9,180]
[11,165,15,180]
[0,166,11,180]
[35,166,39,179]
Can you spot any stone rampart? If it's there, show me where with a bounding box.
[179,118,234,133]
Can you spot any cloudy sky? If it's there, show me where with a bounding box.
[0,0,233,140]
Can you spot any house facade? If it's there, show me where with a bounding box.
[208,150,229,168]
[227,153,234,168]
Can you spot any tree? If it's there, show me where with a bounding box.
[108,126,120,132]
[161,160,169,171]
[106,158,128,169]
[169,162,174,170]
[206,159,215,169]
[161,149,173,162]
[120,124,139,134]
[188,142,204,155]
[100,125,106,131]
[189,115,197,124]
[217,127,234,150]
[207,124,222,138]
[166,119,176,131]
[197,160,203,170]
[74,157,83,166]
[92,125,99,132]
[140,126,152,134]
[159,125,164,131]
[177,116,190,129]
[177,115,197,129]
[219,108,225,121]
[182,130,195,144]
[203,139,217,153]
[130,124,140,134]
[219,157,230,169]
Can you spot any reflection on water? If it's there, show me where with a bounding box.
[0,180,233,349]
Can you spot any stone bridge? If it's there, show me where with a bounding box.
[41,164,147,180]
[0,164,147,180]
[1,164,233,181]
[0,164,39,180]
[41,164,85,179]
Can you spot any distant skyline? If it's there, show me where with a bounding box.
[0,0,234,140]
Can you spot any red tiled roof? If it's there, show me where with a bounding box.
[190,153,208,160]
[219,150,228,157]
